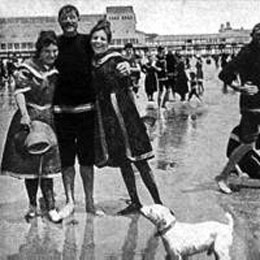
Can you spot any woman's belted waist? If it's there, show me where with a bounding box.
[53,103,95,113]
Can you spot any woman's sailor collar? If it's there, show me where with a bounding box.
[93,51,122,67]
[18,60,58,80]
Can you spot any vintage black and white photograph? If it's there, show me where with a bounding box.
[1,0,260,259]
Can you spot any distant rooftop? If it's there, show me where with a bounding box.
[106,6,134,13]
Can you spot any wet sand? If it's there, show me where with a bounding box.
[1,60,260,259]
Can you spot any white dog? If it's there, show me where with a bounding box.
[141,204,233,260]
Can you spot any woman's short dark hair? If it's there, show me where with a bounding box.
[35,30,58,58]
[58,4,80,20]
[90,19,112,44]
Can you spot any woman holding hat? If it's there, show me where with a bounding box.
[1,30,62,223]
[90,19,163,215]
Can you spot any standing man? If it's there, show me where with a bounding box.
[156,46,169,108]
[215,23,260,194]
[166,50,178,101]
[53,5,129,217]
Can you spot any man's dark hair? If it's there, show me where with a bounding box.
[124,42,133,49]
[58,4,80,20]
[157,46,164,52]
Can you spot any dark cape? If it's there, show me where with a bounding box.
[92,50,154,167]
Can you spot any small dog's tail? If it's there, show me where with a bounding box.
[225,212,234,230]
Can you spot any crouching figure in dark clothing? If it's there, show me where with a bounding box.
[215,23,260,194]
[226,125,260,180]
[90,19,163,215]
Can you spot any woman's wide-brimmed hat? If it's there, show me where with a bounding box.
[14,120,57,155]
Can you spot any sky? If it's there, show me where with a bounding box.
[1,0,260,35]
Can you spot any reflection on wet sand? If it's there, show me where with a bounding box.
[121,214,160,260]
[7,213,163,260]
[3,63,260,259]
[63,222,77,260]
[219,189,260,259]
[6,215,94,260]
[142,231,160,260]
[156,105,190,171]
[104,214,159,260]
[7,218,62,260]
[121,215,139,260]
[79,214,95,260]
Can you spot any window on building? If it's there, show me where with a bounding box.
[0,43,6,50]
[110,16,119,20]
[14,43,20,49]
[27,42,34,49]
[8,43,13,49]
[21,43,27,49]
[121,15,132,20]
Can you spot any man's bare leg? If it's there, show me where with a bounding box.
[59,166,75,218]
[80,165,104,216]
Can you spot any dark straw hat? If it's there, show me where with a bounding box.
[14,120,57,156]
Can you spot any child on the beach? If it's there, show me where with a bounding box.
[188,71,202,102]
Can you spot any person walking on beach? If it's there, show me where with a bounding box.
[215,23,260,194]
[141,54,159,101]
[175,57,189,102]
[195,55,204,95]
[166,50,178,101]
[53,5,130,218]
[90,19,163,215]
[156,46,169,108]
[1,30,62,223]
[188,71,202,102]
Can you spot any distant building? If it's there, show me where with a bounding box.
[106,6,145,47]
[0,6,146,58]
[147,22,251,55]
[0,5,252,59]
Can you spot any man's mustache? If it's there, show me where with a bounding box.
[63,23,75,27]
